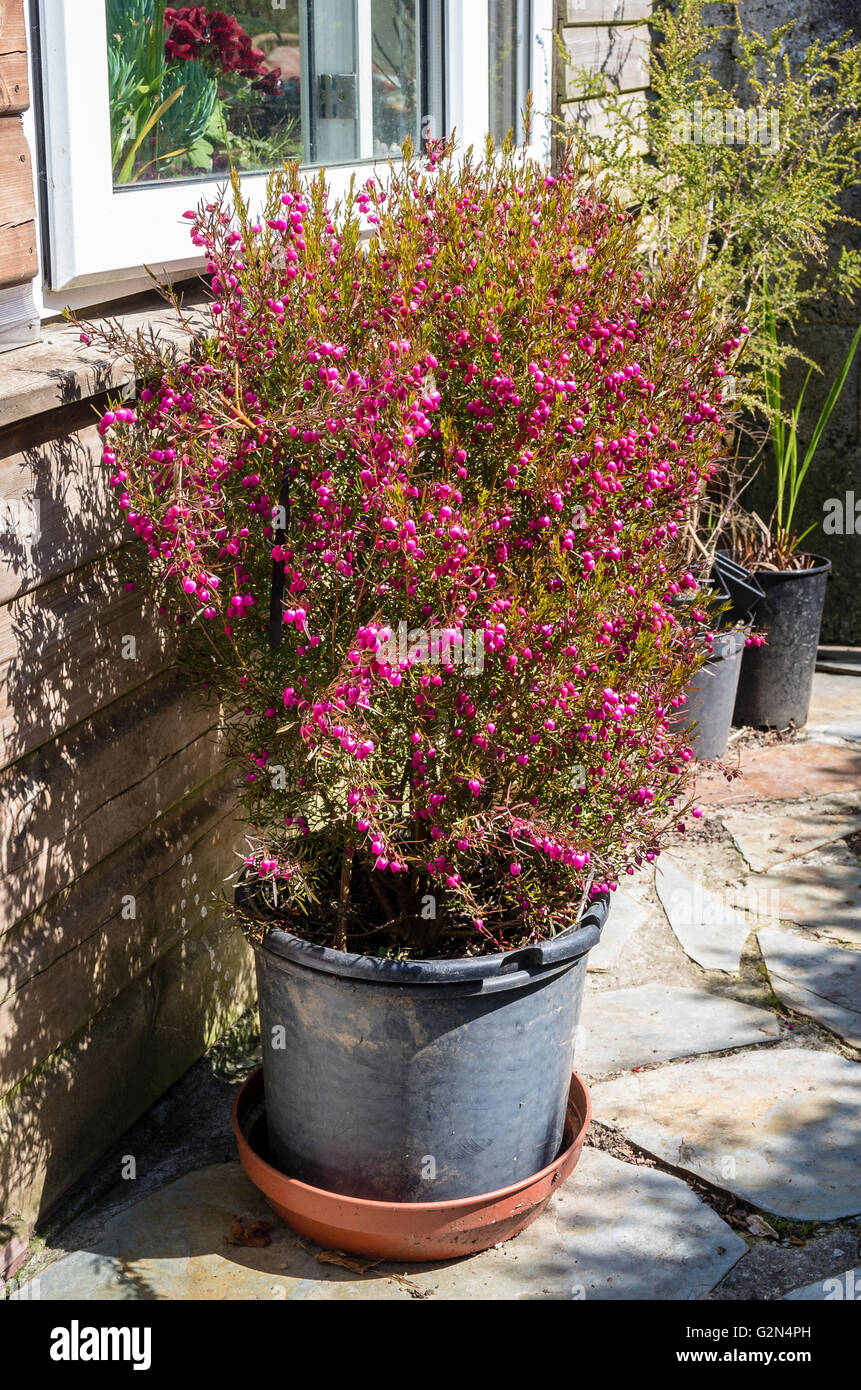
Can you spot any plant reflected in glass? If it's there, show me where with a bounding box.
[106,1,437,186]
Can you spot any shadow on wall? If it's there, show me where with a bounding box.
[0,392,254,1239]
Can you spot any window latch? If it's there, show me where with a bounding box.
[316,73,357,121]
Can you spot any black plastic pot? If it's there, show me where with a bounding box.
[253,896,608,1203]
[733,555,832,730]
[712,552,765,624]
[672,625,748,760]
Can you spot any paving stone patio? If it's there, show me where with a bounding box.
[655,858,751,973]
[722,795,861,873]
[750,845,861,946]
[7,669,861,1302]
[758,928,861,1046]
[579,984,780,1077]
[591,1049,861,1221]
[783,1267,860,1300]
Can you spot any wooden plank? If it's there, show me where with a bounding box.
[0,119,35,225]
[0,216,36,288]
[561,90,647,144]
[0,670,223,933]
[0,292,204,432]
[0,908,254,1225]
[563,23,650,95]
[564,0,651,23]
[0,553,175,770]
[0,119,37,288]
[0,412,123,605]
[0,770,240,1093]
[0,1,28,114]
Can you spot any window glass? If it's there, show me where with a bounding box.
[488,0,530,145]
[372,0,420,157]
[105,0,442,187]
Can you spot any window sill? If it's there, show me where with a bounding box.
[0,284,207,431]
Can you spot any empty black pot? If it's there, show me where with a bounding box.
[253,896,607,1202]
[733,555,832,730]
[712,551,765,624]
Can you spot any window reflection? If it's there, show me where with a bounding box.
[106,1,441,187]
[489,0,530,146]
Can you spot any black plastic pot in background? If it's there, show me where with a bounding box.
[733,556,832,730]
[672,625,748,760]
[252,896,608,1203]
[712,552,765,624]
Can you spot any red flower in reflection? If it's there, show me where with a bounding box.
[165,7,282,93]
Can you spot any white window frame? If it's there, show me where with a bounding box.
[35,0,553,312]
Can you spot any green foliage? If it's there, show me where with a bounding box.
[106,0,294,183]
[158,59,220,173]
[560,0,861,424]
[762,283,861,561]
[107,0,181,183]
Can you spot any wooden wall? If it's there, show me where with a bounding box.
[557,0,650,137]
[0,0,38,350]
[0,372,255,1250]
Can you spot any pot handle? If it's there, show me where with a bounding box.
[494,900,607,974]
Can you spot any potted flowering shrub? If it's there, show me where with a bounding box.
[78,139,737,1258]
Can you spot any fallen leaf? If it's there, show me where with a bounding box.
[746,1214,778,1239]
[390,1272,432,1298]
[316,1249,382,1274]
[225,1218,273,1248]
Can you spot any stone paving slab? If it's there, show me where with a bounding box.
[586,890,647,972]
[543,1148,746,1300]
[746,845,861,947]
[758,927,861,1047]
[722,795,861,873]
[708,1232,861,1301]
[783,1268,860,1300]
[807,672,861,742]
[695,741,861,807]
[16,1148,745,1302]
[578,984,779,1077]
[656,858,751,973]
[591,1049,861,1221]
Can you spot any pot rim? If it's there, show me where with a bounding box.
[254,891,609,987]
[744,553,832,578]
[232,1065,591,1214]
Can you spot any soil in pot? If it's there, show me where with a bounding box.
[733,555,831,730]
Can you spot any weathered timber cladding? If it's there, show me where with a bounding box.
[0,1,38,353]
[0,907,254,1227]
[0,0,28,115]
[0,118,37,287]
[0,374,251,1233]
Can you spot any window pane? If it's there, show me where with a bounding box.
[489,0,530,145]
[106,0,442,187]
[372,0,420,157]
